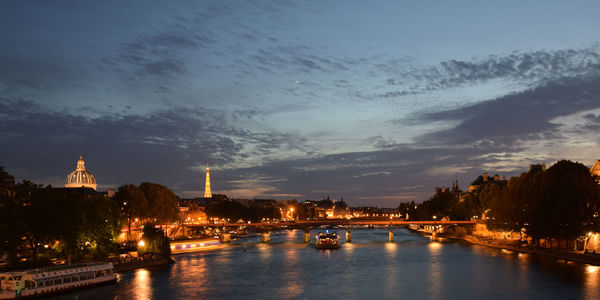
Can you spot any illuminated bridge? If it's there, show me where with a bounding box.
[181,220,477,243]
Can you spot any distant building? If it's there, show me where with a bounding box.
[65,156,97,190]
[333,198,350,218]
[317,197,334,218]
[1,172,15,198]
[203,165,212,198]
[253,199,277,209]
[468,172,507,192]
[590,160,600,184]
[178,199,208,224]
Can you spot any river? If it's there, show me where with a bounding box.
[48,228,600,299]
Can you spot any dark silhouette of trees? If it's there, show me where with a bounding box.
[205,201,281,222]
[528,160,600,240]
[487,161,600,241]
[114,184,149,220]
[138,224,171,257]
[139,182,178,223]
[0,166,123,269]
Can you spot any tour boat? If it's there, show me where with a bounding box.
[315,231,341,249]
[0,262,116,299]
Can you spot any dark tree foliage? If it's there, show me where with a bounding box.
[206,201,281,223]
[114,184,149,221]
[487,174,533,232]
[528,160,600,239]
[139,182,178,223]
[407,190,455,220]
[487,161,600,240]
[398,201,417,219]
[138,224,171,257]
[0,167,123,269]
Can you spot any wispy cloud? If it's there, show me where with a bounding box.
[375,47,600,98]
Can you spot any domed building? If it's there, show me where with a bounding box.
[65,156,97,190]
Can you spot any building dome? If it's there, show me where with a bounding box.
[65,156,97,190]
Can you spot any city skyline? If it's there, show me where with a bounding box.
[2,1,600,206]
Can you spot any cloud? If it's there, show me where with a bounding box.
[583,113,600,130]
[411,75,600,148]
[0,98,307,192]
[248,44,354,75]
[377,47,600,98]
[103,15,217,81]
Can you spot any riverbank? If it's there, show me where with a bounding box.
[112,255,174,273]
[407,226,600,266]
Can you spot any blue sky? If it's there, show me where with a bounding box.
[2,1,600,206]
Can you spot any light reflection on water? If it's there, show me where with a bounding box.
[45,229,600,300]
[133,269,151,300]
[427,242,442,299]
[585,265,600,299]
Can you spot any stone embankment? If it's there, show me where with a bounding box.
[111,255,174,273]
[408,226,600,266]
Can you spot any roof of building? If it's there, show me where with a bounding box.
[65,156,97,190]
[591,160,600,176]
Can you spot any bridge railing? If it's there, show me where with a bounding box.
[184,220,476,227]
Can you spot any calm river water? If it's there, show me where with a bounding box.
[49,228,600,299]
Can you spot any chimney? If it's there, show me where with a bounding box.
[494,174,499,182]
[483,173,489,182]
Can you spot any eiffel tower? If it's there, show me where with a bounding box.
[204,164,212,198]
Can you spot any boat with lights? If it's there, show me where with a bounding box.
[0,262,116,299]
[315,231,341,249]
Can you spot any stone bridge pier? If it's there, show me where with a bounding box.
[294,226,315,243]
[262,232,271,242]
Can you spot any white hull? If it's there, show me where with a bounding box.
[0,263,116,299]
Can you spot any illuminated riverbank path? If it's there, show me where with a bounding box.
[182,220,477,243]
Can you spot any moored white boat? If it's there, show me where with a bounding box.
[0,262,116,299]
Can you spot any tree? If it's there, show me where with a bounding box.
[486,160,600,245]
[205,201,282,222]
[0,165,20,268]
[14,181,54,267]
[115,184,149,220]
[114,184,149,238]
[139,182,178,223]
[487,166,540,232]
[527,160,600,240]
[1,176,124,268]
[138,224,171,257]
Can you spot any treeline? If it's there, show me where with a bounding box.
[0,165,179,269]
[400,160,600,240]
[0,179,122,269]
[487,160,600,240]
[205,201,281,223]
[113,183,179,224]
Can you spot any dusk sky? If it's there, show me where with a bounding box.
[2,1,600,206]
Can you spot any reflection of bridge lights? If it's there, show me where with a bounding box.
[428,242,441,251]
[586,265,600,273]
[385,242,397,253]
